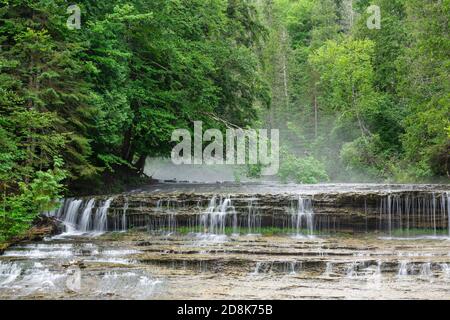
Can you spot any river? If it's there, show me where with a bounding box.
[1,183,449,299]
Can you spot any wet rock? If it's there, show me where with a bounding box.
[104,190,450,233]
[50,185,450,234]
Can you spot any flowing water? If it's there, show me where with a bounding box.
[1,183,450,299]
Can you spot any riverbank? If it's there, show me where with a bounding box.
[0,215,59,256]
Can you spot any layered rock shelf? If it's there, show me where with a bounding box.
[50,184,450,235]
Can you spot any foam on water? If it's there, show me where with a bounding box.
[0,262,22,286]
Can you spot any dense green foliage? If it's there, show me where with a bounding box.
[261,0,449,182]
[0,0,268,240]
[0,0,448,241]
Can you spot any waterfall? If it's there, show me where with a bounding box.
[200,195,237,235]
[48,197,113,233]
[251,262,263,275]
[93,198,113,232]
[291,196,314,237]
[47,189,449,237]
[289,262,298,275]
[379,193,449,237]
[441,264,450,278]
[152,199,179,234]
[122,198,128,232]
[346,262,358,278]
[61,200,83,233]
[420,263,433,278]
[398,261,409,276]
[375,261,382,277]
[79,199,96,232]
[246,199,261,234]
[324,262,333,276]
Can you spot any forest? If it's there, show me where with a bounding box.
[0,0,449,242]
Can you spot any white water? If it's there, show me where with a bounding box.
[398,261,409,277]
[79,199,96,232]
[251,262,263,275]
[0,262,22,286]
[62,200,83,233]
[48,197,113,235]
[346,262,358,278]
[200,195,237,235]
[0,242,159,299]
[291,196,314,237]
[122,198,128,232]
[93,198,113,232]
[289,262,298,275]
[89,188,448,236]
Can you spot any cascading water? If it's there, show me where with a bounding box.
[246,199,262,234]
[324,262,333,276]
[291,196,314,237]
[379,192,450,237]
[122,198,128,232]
[398,261,409,277]
[289,262,298,275]
[61,200,83,233]
[251,262,263,275]
[93,198,113,232]
[420,263,433,278]
[47,197,113,234]
[79,199,96,232]
[346,262,358,278]
[200,195,237,235]
[0,262,22,286]
[374,261,382,277]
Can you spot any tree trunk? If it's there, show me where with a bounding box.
[134,154,147,174]
[121,127,133,161]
